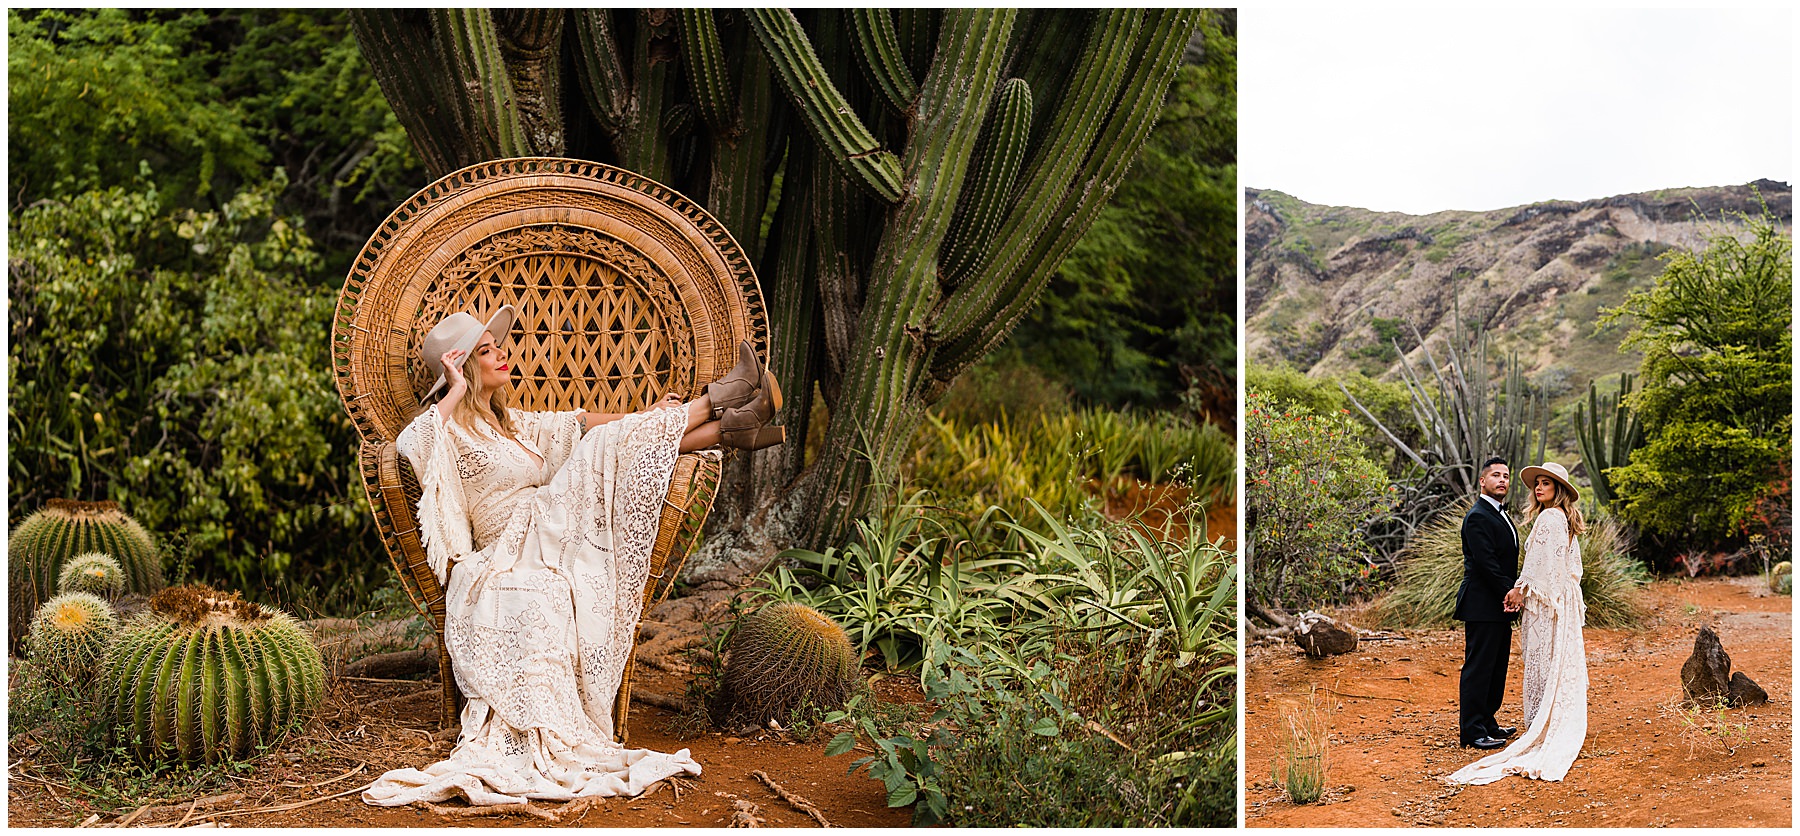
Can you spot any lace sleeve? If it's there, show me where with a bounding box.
[397,405,472,586]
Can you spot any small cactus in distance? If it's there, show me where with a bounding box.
[58,553,127,600]
[9,499,163,653]
[722,601,860,725]
[28,592,119,683]
[98,585,326,764]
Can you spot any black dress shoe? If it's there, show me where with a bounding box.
[1493,726,1517,739]
[1460,736,1506,750]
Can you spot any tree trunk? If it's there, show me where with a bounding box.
[348,8,1205,578]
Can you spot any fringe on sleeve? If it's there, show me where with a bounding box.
[1520,508,1574,611]
[397,405,472,586]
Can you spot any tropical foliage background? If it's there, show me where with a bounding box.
[9,9,1238,826]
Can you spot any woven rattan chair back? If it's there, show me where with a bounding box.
[332,157,765,740]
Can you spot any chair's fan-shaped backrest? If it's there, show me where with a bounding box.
[333,158,767,444]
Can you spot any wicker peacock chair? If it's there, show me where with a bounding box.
[332,157,766,743]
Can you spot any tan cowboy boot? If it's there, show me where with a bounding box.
[704,340,763,419]
[719,371,785,451]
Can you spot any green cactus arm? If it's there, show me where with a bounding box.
[850,9,918,113]
[894,9,939,79]
[936,7,1144,358]
[704,39,777,259]
[571,9,630,135]
[494,9,567,156]
[440,9,531,159]
[748,8,904,204]
[679,9,738,137]
[938,77,1033,288]
[935,10,1200,378]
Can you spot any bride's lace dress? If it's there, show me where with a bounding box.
[363,404,702,806]
[1448,507,1587,785]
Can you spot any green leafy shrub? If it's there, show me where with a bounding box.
[721,602,860,726]
[9,177,381,611]
[1602,209,1791,543]
[58,553,127,599]
[9,500,161,652]
[98,584,325,763]
[1372,501,1648,629]
[1246,391,1394,609]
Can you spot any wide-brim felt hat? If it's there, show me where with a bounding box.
[420,306,516,400]
[1518,461,1580,502]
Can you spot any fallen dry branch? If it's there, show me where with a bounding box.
[415,801,558,822]
[1311,687,1411,703]
[279,763,366,790]
[108,793,244,826]
[342,649,437,680]
[632,690,688,713]
[728,798,765,827]
[751,770,833,827]
[174,781,375,824]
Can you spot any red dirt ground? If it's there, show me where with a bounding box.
[7,664,917,828]
[1245,576,1792,827]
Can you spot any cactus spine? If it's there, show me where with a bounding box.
[9,499,162,652]
[849,8,917,114]
[58,552,127,600]
[724,602,859,724]
[28,592,118,682]
[1574,372,1644,509]
[98,585,325,764]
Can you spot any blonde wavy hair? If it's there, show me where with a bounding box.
[444,341,518,438]
[1524,474,1586,539]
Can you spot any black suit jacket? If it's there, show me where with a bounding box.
[1454,497,1520,622]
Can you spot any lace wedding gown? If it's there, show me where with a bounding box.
[1448,507,1587,785]
[363,404,702,807]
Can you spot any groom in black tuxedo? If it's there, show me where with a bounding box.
[1455,456,1522,749]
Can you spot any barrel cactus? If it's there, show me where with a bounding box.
[27,592,119,683]
[723,602,860,724]
[10,499,163,652]
[58,553,127,600]
[98,585,326,764]
[1774,561,1792,595]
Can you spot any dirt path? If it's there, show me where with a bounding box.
[8,659,914,828]
[1245,576,1792,827]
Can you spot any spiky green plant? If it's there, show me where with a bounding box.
[27,592,119,682]
[1372,500,1648,629]
[723,601,861,725]
[9,499,162,652]
[1772,561,1792,595]
[97,585,325,764]
[1573,372,1644,510]
[57,553,127,600]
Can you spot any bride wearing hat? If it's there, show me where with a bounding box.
[1449,460,1589,785]
[364,306,781,807]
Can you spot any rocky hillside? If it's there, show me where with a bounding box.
[1245,181,1792,402]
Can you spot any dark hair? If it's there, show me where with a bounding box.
[1479,456,1508,475]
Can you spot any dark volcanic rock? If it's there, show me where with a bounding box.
[1293,611,1358,658]
[1729,672,1769,707]
[1681,626,1733,705]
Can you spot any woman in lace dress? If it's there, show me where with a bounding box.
[1448,461,1588,785]
[364,306,782,807]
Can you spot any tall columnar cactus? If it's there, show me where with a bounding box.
[1573,372,1644,509]
[723,602,860,724]
[98,585,326,764]
[27,592,118,682]
[347,9,1207,562]
[9,499,163,652]
[58,553,127,600]
[1342,304,1548,508]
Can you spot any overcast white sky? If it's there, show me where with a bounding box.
[1240,7,1795,214]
